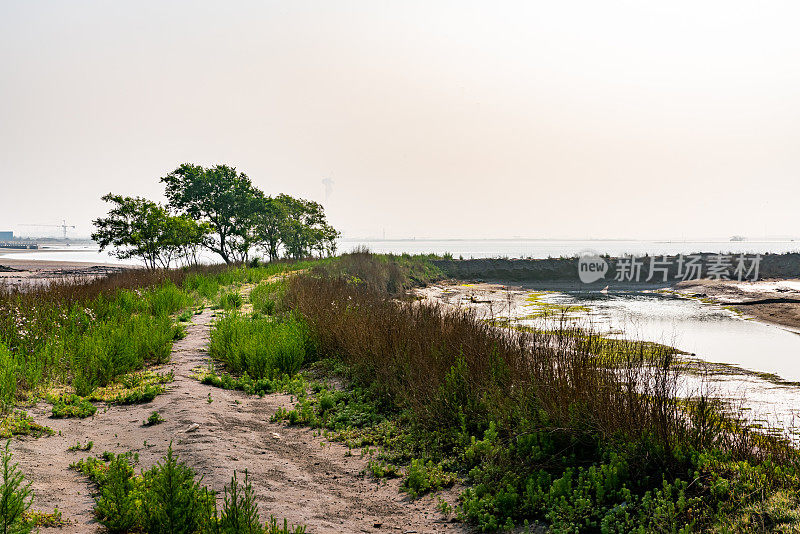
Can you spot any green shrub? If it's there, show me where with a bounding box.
[183,274,220,301]
[209,315,308,379]
[141,446,209,534]
[401,459,456,499]
[144,412,164,426]
[249,282,285,315]
[0,441,33,534]
[96,455,138,533]
[51,395,97,419]
[0,344,16,413]
[70,314,176,396]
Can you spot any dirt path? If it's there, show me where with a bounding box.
[12,305,468,533]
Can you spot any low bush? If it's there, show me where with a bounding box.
[51,395,97,418]
[216,290,244,311]
[0,412,53,439]
[0,440,33,534]
[144,412,163,426]
[73,447,306,534]
[402,459,456,499]
[209,314,310,380]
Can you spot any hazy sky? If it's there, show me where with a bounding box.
[2,1,799,240]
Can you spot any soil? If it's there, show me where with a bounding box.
[11,304,469,533]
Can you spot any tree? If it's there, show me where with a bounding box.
[277,195,339,259]
[161,164,262,264]
[253,195,287,262]
[92,194,209,269]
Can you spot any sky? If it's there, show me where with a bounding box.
[1,1,799,240]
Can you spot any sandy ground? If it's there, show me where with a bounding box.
[11,301,468,533]
[675,278,800,331]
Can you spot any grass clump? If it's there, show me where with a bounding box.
[209,313,310,380]
[0,412,53,439]
[144,412,163,426]
[51,394,97,418]
[22,508,68,528]
[72,446,306,533]
[401,459,456,499]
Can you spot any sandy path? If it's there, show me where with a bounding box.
[12,306,467,533]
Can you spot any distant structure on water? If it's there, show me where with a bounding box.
[0,231,38,249]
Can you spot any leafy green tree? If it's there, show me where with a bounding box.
[0,441,32,534]
[277,195,339,259]
[253,196,287,262]
[92,194,209,269]
[161,164,262,264]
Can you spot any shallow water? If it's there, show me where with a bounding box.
[516,290,800,434]
[545,292,800,382]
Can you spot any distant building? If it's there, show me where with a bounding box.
[0,231,12,241]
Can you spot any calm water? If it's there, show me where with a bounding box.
[529,291,800,382]
[3,239,800,264]
[517,290,800,433]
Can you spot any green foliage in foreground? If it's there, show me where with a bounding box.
[0,281,191,404]
[0,258,318,411]
[71,447,306,534]
[0,441,33,534]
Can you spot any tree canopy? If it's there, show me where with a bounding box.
[94,163,339,267]
[92,194,210,269]
[161,164,262,264]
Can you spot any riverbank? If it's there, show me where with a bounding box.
[675,278,800,331]
[0,256,131,290]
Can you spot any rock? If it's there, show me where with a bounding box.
[271,432,281,440]
[186,423,200,433]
